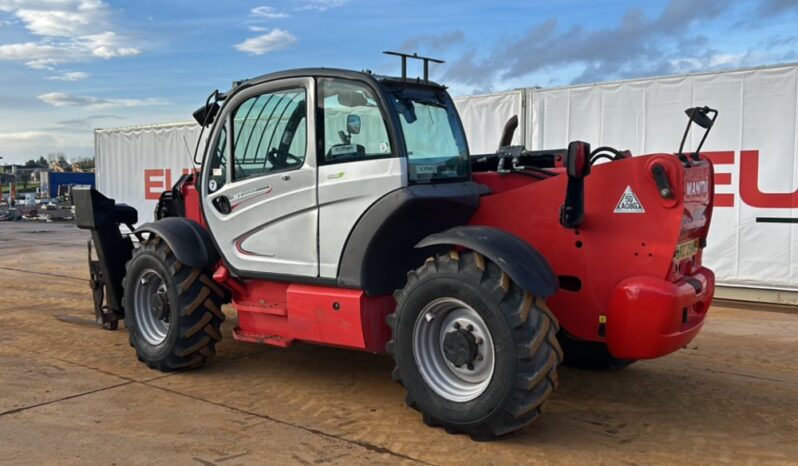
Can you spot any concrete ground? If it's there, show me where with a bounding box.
[1,222,797,465]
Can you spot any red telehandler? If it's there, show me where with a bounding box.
[75,53,717,439]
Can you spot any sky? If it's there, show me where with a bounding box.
[0,0,795,163]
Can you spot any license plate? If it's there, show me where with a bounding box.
[674,239,699,261]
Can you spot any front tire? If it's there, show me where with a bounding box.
[387,251,562,439]
[123,236,225,371]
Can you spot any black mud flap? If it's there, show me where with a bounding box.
[73,187,139,330]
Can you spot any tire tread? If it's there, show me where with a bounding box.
[123,237,224,372]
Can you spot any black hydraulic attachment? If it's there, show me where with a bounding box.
[74,187,138,330]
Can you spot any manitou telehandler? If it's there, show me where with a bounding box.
[75,52,717,439]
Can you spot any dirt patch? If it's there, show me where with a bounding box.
[1,222,797,465]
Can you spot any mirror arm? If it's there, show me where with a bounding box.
[677,108,695,156]
[694,110,718,156]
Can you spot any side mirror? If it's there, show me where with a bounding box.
[347,114,361,135]
[193,102,220,127]
[685,107,714,129]
[566,141,591,178]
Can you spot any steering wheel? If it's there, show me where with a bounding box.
[283,152,302,165]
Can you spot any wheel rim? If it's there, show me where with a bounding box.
[133,268,171,345]
[412,297,496,402]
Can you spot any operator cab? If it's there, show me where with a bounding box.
[195,64,479,289]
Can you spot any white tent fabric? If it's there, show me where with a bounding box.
[95,122,203,225]
[453,90,524,154]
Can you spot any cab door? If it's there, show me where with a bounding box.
[201,77,318,277]
[316,77,406,278]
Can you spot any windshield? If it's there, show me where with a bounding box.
[388,86,469,183]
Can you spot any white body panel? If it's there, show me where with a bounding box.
[317,158,406,277]
[208,165,318,276]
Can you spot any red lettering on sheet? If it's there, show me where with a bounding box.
[703,151,734,207]
[144,168,192,200]
[739,150,798,209]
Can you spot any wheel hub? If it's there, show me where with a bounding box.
[412,298,496,402]
[133,269,171,346]
[150,287,170,321]
[443,329,478,367]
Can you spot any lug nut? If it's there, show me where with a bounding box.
[475,336,483,345]
[466,324,474,331]
[453,322,460,329]
[476,354,483,361]
[467,363,474,370]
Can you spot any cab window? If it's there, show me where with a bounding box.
[231,88,307,180]
[318,78,392,164]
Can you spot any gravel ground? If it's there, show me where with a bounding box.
[1,222,796,465]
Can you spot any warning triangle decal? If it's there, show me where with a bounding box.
[614,186,645,213]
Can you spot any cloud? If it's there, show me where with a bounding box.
[79,31,139,59]
[437,0,732,91]
[250,6,289,19]
[0,130,92,160]
[0,0,139,69]
[53,114,124,131]
[37,92,167,108]
[0,0,108,36]
[758,0,798,16]
[293,0,348,11]
[400,31,464,53]
[234,29,297,55]
[46,70,89,81]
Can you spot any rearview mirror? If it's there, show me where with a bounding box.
[566,141,591,178]
[347,114,361,135]
[193,102,220,127]
[337,90,368,108]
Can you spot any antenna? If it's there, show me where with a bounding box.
[181,134,198,168]
[382,51,445,82]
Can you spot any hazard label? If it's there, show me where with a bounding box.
[614,186,645,213]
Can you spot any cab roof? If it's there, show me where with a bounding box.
[233,67,446,93]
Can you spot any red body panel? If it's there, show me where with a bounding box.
[213,266,394,352]
[606,267,714,359]
[471,155,715,360]
[180,175,206,227]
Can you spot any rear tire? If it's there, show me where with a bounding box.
[557,331,636,370]
[387,251,562,439]
[123,236,225,371]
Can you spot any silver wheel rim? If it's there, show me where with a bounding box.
[133,268,171,345]
[412,297,496,402]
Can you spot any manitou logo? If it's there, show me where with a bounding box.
[686,180,710,199]
[704,151,798,209]
[144,168,192,200]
